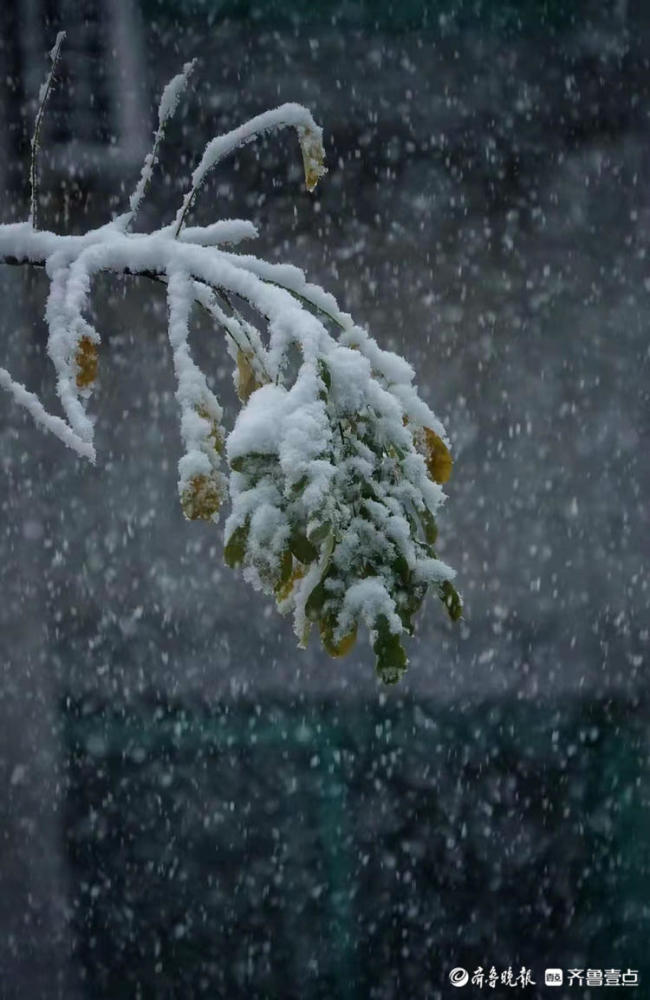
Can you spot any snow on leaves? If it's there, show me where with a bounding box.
[0,52,460,683]
[225,337,460,683]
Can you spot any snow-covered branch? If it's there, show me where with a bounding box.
[0,52,460,683]
[174,102,326,235]
[121,59,197,232]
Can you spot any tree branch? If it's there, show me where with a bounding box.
[0,43,461,680]
[173,103,326,236]
[0,253,270,351]
[120,59,196,232]
[30,31,66,230]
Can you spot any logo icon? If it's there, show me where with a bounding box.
[545,969,564,986]
[449,968,469,987]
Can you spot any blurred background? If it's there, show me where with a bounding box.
[0,0,649,996]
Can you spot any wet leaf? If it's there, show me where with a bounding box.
[297,125,327,192]
[320,618,357,658]
[317,359,331,391]
[423,428,453,484]
[307,520,331,546]
[224,519,250,568]
[439,579,462,621]
[272,548,292,598]
[275,560,304,603]
[305,579,327,621]
[230,452,276,475]
[289,474,309,497]
[289,530,318,564]
[421,509,438,545]
[373,614,407,684]
[391,553,410,584]
[236,349,260,403]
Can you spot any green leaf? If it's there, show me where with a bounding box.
[307,520,331,546]
[360,483,381,503]
[305,579,328,621]
[289,530,318,564]
[391,553,410,584]
[224,519,250,568]
[421,509,438,545]
[317,358,331,391]
[230,452,276,475]
[397,584,427,635]
[320,615,357,658]
[439,579,462,621]
[273,548,293,596]
[289,474,309,497]
[397,608,414,636]
[373,614,407,684]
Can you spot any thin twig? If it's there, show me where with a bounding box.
[30,31,66,230]
[123,59,196,232]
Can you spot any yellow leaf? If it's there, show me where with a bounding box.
[275,562,305,603]
[297,126,327,193]
[196,405,224,456]
[320,619,357,658]
[236,350,259,403]
[180,474,222,521]
[423,427,453,484]
[75,336,98,389]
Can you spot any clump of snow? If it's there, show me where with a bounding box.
[179,219,258,247]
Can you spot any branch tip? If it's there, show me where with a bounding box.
[30,30,66,230]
